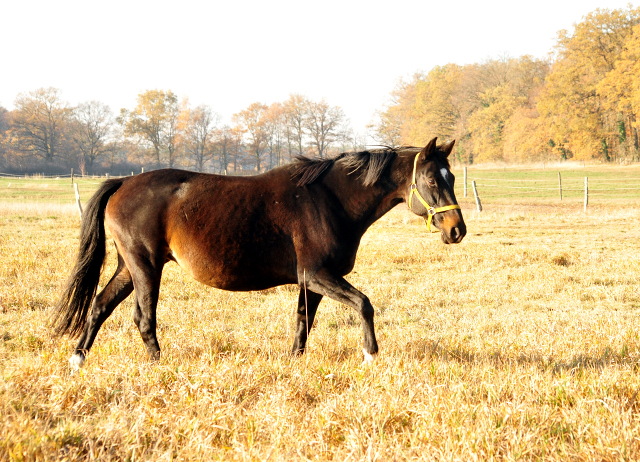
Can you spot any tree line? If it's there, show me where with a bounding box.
[0,89,361,175]
[371,5,640,164]
[3,6,638,173]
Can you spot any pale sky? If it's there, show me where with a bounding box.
[1,0,636,136]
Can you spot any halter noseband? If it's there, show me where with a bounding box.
[408,152,461,233]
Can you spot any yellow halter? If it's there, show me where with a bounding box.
[408,152,461,233]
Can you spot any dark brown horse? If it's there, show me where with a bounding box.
[53,137,466,368]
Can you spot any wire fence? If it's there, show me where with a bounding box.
[0,178,108,186]
[465,178,640,198]
[458,167,640,212]
[0,172,119,179]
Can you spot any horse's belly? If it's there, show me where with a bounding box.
[169,240,297,291]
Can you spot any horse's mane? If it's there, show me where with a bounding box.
[292,146,427,187]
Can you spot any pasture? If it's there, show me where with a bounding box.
[1,165,640,461]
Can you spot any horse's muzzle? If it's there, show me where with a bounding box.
[439,212,466,244]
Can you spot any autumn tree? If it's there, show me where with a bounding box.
[265,103,285,168]
[233,103,269,172]
[70,101,115,174]
[537,6,640,161]
[0,106,8,136]
[304,99,346,158]
[374,64,478,149]
[369,84,406,147]
[335,127,366,153]
[0,105,8,168]
[7,87,73,163]
[410,65,464,144]
[373,65,477,159]
[468,56,549,162]
[179,102,220,172]
[165,97,181,168]
[119,89,181,168]
[215,125,234,174]
[230,126,245,173]
[374,57,548,163]
[597,23,640,161]
[282,94,309,158]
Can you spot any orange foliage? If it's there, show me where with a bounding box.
[373,5,640,163]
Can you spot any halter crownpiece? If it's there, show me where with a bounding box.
[408,151,461,233]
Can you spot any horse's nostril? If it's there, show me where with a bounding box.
[450,226,460,240]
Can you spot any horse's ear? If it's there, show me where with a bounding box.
[419,137,438,162]
[441,139,456,157]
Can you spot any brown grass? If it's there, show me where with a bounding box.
[1,188,640,460]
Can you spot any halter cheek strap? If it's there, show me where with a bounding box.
[408,152,461,233]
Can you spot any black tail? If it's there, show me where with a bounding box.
[52,178,125,338]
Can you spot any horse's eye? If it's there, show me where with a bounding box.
[427,178,436,187]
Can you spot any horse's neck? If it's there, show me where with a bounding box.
[325,167,405,230]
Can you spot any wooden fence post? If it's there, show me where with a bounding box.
[584,177,588,212]
[472,180,482,212]
[558,172,562,200]
[141,167,144,174]
[463,167,468,198]
[71,168,74,184]
[74,183,83,216]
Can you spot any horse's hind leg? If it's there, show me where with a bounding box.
[70,253,133,368]
[291,288,323,355]
[127,255,164,361]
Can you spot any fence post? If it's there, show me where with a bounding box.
[584,177,588,212]
[74,183,83,216]
[558,172,562,201]
[463,167,468,198]
[141,167,144,174]
[472,180,482,212]
[71,168,74,185]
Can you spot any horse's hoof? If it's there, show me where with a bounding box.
[69,352,85,370]
[362,348,377,364]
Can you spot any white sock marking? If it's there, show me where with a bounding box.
[363,348,377,364]
[69,353,85,370]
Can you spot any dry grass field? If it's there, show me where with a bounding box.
[1,166,640,461]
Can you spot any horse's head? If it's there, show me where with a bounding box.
[406,137,466,244]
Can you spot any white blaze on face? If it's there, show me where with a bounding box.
[439,168,451,186]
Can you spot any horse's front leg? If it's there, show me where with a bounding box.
[303,269,378,363]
